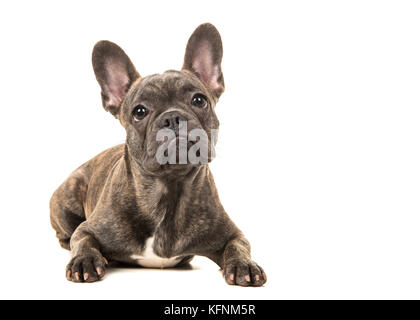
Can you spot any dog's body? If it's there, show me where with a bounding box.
[50,24,266,286]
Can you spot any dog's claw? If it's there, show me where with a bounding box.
[96,267,105,278]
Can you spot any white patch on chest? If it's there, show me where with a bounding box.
[130,237,181,268]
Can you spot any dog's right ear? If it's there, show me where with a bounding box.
[92,41,140,118]
[182,23,224,99]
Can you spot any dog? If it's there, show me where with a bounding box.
[50,23,267,286]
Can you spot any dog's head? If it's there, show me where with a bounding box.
[92,23,224,176]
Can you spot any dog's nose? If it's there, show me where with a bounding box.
[161,112,187,133]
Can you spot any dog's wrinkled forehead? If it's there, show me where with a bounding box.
[125,70,210,111]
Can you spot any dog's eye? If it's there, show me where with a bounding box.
[132,105,149,121]
[191,93,208,109]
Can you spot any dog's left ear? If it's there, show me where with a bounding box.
[92,41,140,118]
[182,23,224,99]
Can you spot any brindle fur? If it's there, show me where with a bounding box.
[50,23,267,286]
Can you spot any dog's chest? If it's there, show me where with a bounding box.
[130,236,182,268]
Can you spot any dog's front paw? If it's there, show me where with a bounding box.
[222,259,267,287]
[66,253,107,283]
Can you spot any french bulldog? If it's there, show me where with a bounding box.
[50,23,267,286]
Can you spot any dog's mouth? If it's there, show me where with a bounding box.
[163,136,200,158]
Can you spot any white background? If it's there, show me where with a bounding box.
[0,0,419,299]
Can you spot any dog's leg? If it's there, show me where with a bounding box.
[66,221,107,283]
[214,235,267,287]
[50,171,87,250]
